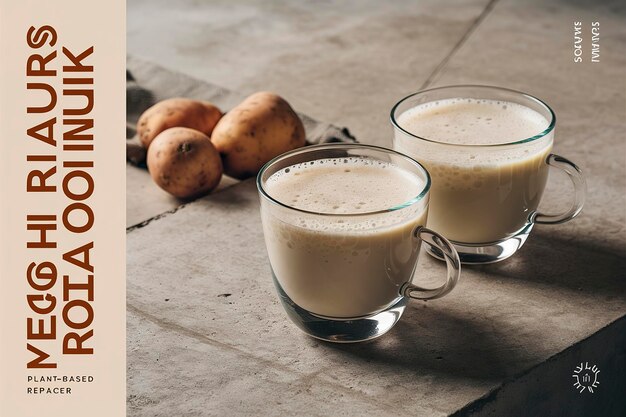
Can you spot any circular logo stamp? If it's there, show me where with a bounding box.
[572,362,600,393]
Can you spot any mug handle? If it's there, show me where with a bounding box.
[531,154,586,225]
[402,226,461,300]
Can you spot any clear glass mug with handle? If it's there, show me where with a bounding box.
[257,144,460,343]
[391,85,586,264]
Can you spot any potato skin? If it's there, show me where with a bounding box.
[147,127,223,199]
[211,92,305,179]
[138,98,222,148]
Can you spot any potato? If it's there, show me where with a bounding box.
[211,92,305,179]
[138,98,222,148]
[147,127,223,199]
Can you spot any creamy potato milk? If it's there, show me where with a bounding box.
[261,157,427,318]
[395,98,552,243]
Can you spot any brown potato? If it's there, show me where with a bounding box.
[138,98,222,148]
[211,92,305,179]
[147,127,223,199]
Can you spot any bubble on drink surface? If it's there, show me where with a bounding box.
[265,156,428,236]
[397,98,549,147]
[395,97,554,182]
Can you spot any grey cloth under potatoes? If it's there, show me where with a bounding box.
[126,56,357,165]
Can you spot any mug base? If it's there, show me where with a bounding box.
[273,275,407,343]
[425,222,534,265]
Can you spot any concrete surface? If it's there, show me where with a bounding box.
[127,0,494,148]
[126,180,625,417]
[126,0,626,415]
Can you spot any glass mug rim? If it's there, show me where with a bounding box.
[256,143,431,218]
[390,84,557,148]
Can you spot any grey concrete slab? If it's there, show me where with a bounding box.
[128,303,437,417]
[126,179,626,416]
[127,0,493,148]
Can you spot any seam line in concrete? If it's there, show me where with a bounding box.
[420,0,499,90]
[126,201,190,233]
[125,180,244,232]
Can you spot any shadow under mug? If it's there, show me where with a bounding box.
[257,144,461,343]
[391,85,586,264]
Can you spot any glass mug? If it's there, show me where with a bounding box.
[391,85,586,264]
[257,144,461,343]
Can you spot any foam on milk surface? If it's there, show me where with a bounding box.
[398,98,550,146]
[265,157,424,215]
[393,98,553,243]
